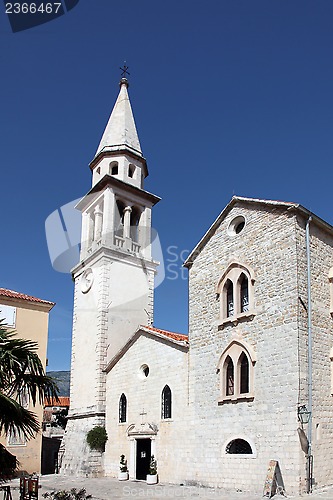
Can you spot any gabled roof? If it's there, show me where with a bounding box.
[141,325,188,342]
[0,288,55,308]
[105,325,188,373]
[184,196,333,268]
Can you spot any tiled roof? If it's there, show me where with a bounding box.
[142,325,188,342]
[44,396,70,407]
[0,288,55,306]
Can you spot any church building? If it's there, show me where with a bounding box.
[60,77,333,495]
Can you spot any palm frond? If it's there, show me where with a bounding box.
[0,318,59,440]
[0,443,18,483]
[0,392,40,439]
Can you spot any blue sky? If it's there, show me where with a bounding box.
[1,1,333,370]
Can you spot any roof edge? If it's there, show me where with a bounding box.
[105,325,188,374]
[184,196,333,268]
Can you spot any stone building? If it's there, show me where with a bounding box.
[61,78,333,495]
[0,288,54,474]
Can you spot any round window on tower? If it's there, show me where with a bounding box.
[227,216,246,237]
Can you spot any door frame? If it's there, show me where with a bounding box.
[129,436,156,480]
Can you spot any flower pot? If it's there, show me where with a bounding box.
[118,471,129,481]
[146,474,158,485]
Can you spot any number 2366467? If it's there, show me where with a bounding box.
[6,3,62,14]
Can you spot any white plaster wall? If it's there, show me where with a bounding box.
[105,334,189,483]
[92,154,144,189]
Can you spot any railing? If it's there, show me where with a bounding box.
[114,236,125,248]
[85,236,141,254]
[131,241,141,253]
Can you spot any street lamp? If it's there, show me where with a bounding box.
[298,405,311,425]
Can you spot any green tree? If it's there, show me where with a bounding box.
[0,319,59,481]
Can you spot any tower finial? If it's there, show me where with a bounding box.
[119,62,130,87]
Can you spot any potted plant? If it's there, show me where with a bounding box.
[146,455,158,484]
[118,454,129,481]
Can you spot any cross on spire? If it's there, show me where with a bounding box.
[120,63,130,79]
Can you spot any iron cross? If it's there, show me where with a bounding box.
[120,63,130,79]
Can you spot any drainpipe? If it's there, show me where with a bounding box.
[305,216,313,493]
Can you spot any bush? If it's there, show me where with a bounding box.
[86,426,108,452]
[43,489,91,500]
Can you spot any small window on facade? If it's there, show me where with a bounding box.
[8,429,26,447]
[225,279,234,317]
[0,305,16,327]
[227,216,246,236]
[139,364,149,379]
[119,393,127,423]
[96,167,101,175]
[128,165,135,178]
[240,274,249,313]
[161,385,172,419]
[226,356,234,396]
[239,353,249,394]
[226,439,252,454]
[110,162,118,175]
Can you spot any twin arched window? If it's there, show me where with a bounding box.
[224,274,249,318]
[119,393,127,423]
[225,352,249,396]
[218,340,256,402]
[217,263,254,325]
[161,385,172,419]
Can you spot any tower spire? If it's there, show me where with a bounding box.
[95,70,142,158]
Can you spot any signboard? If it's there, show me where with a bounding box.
[263,460,285,498]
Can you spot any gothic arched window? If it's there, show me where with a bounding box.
[225,279,234,317]
[225,356,234,396]
[239,274,249,313]
[217,340,256,403]
[161,385,172,419]
[216,262,255,325]
[239,352,249,394]
[119,393,127,423]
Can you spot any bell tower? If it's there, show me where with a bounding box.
[60,76,160,476]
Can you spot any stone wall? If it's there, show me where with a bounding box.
[60,414,106,477]
[295,213,333,489]
[188,202,302,494]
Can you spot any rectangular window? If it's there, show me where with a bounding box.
[8,430,26,447]
[0,305,16,327]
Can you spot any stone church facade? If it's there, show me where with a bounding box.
[60,78,333,495]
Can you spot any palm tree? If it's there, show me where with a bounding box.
[0,319,59,480]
